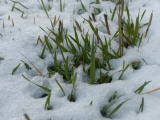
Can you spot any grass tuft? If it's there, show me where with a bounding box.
[100,91,129,118]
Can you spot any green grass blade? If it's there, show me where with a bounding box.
[108,99,130,118]
[96,0,100,4]
[64,57,70,81]
[135,81,151,94]
[111,5,117,21]
[40,45,46,59]
[45,35,52,53]
[119,61,130,80]
[90,40,96,84]
[21,60,32,70]
[40,0,49,18]
[121,0,125,17]
[17,1,28,9]
[72,73,77,87]
[71,73,77,96]
[140,10,146,22]
[60,0,63,12]
[68,73,77,102]
[12,63,21,75]
[74,27,81,50]
[142,58,148,65]
[22,74,51,92]
[80,0,87,12]
[126,5,130,22]
[55,79,65,96]
[139,97,144,112]
[51,38,68,52]
[69,35,82,51]
[66,37,77,54]
[133,15,140,45]
[100,92,124,117]
[87,20,101,41]
[44,93,51,109]
[108,91,118,103]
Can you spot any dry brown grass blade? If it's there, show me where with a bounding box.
[104,14,111,35]
[143,87,160,94]
[36,35,45,46]
[36,35,41,46]
[144,11,153,37]
[21,53,44,77]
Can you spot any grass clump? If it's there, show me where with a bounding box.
[135,81,151,94]
[100,91,130,118]
[97,70,112,84]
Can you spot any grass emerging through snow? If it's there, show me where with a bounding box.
[1,0,160,120]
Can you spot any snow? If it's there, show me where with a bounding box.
[0,0,160,120]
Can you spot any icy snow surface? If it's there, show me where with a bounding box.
[0,0,160,120]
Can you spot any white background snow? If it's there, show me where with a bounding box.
[0,0,160,120]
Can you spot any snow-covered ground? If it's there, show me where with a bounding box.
[0,0,160,120]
